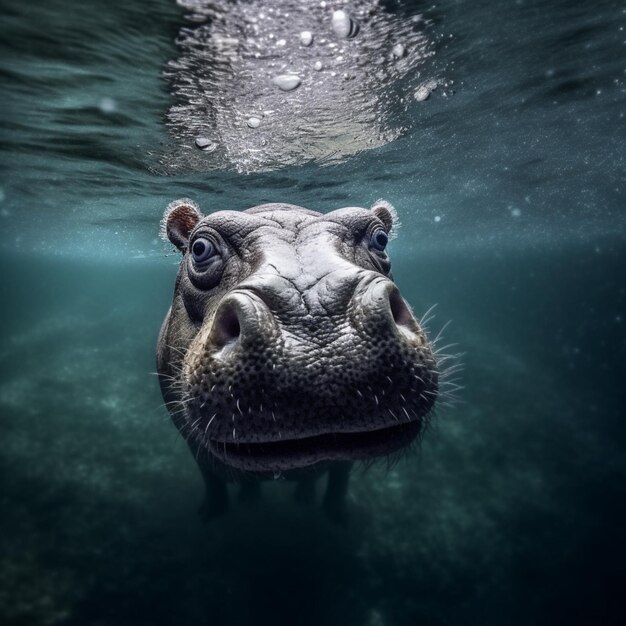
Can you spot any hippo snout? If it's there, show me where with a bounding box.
[209,275,418,356]
[157,200,439,472]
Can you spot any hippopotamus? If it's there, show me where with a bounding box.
[157,199,438,520]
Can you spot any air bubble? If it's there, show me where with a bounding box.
[98,97,117,114]
[414,79,439,102]
[272,74,301,91]
[195,136,217,152]
[392,43,406,58]
[331,10,359,39]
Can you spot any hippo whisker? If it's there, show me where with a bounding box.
[419,303,439,327]
[179,421,197,441]
[433,341,459,356]
[441,382,464,393]
[164,343,188,359]
[440,366,464,380]
[154,367,184,385]
[388,408,399,422]
[189,415,204,431]
[435,355,459,367]
[149,371,178,382]
[161,398,184,409]
[436,350,464,383]
[193,438,205,462]
[437,397,462,410]
[157,397,192,419]
[431,320,452,344]
[440,375,464,387]
[178,396,196,406]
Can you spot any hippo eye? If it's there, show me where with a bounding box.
[191,237,216,264]
[370,228,389,252]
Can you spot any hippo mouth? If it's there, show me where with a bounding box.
[207,421,421,472]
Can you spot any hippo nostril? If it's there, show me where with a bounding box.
[388,288,418,332]
[211,303,241,350]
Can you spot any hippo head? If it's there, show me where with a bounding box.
[157,200,438,473]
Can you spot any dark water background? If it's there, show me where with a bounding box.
[1,0,625,624]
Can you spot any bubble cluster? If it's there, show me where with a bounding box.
[414,79,439,102]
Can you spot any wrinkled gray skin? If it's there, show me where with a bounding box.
[157,200,438,521]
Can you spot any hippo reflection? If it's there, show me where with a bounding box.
[157,200,438,520]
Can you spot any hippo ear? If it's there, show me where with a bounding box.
[370,199,400,240]
[160,198,203,252]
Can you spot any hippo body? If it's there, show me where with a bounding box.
[157,200,438,520]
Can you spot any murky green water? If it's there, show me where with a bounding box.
[1,0,624,624]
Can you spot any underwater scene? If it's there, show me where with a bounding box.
[0,0,625,624]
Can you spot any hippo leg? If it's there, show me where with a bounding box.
[294,475,317,505]
[322,461,353,523]
[195,452,228,522]
[239,479,261,503]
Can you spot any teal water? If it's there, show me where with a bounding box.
[1,1,625,624]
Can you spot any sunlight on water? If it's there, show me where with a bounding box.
[0,0,623,259]
[162,0,442,173]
